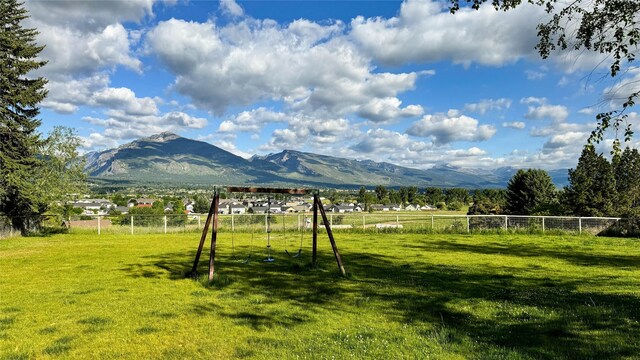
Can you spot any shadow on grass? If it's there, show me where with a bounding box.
[119,241,640,359]
[405,240,640,268]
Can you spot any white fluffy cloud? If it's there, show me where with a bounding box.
[350,128,431,154]
[93,87,158,116]
[42,76,159,118]
[464,98,511,114]
[260,115,352,151]
[543,131,588,154]
[350,0,607,73]
[83,111,207,147]
[446,147,487,157]
[218,108,287,133]
[42,74,110,113]
[502,122,525,129]
[529,122,594,137]
[146,17,424,117]
[602,68,640,109]
[26,0,155,32]
[28,14,143,78]
[81,133,120,152]
[406,113,497,145]
[525,104,569,122]
[356,97,423,123]
[350,0,541,67]
[521,97,569,122]
[220,0,244,17]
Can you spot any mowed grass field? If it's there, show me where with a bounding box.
[1,231,640,359]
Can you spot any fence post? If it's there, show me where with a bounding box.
[298,214,301,231]
[231,214,235,232]
[466,216,470,233]
[164,215,167,234]
[198,215,201,229]
[542,217,545,233]
[363,215,366,230]
[431,214,434,229]
[97,215,101,235]
[579,217,582,234]
[504,215,508,231]
[265,213,268,231]
[130,215,134,235]
[330,214,333,227]
[396,215,399,227]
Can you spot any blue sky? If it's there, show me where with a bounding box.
[25,0,639,170]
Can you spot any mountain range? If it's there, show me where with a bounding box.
[84,132,570,189]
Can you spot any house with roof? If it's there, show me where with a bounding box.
[229,204,246,214]
[71,199,116,216]
[388,204,402,211]
[185,203,194,214]
[370,204,389,212]
[128,198,155,208]
[328,205,355,213]
[249,206,268,214]
[292,204,313,213]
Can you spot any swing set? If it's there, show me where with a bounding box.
[191,186,346,282]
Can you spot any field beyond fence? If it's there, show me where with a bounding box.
[3,213,638,239]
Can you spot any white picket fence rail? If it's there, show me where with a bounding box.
[2,213,634,238]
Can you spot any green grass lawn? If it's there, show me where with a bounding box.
[1,232,639,359]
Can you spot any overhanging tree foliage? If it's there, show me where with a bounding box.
[451,0,640,146]
[0,0,48,233]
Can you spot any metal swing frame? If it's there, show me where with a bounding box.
[191,186,346,282]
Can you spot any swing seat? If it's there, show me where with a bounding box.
[285,249,302,258]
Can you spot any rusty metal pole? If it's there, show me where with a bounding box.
[208,191,220,282]
[315,196,346,277]
[192,191,217,274]
[312,194,318,267]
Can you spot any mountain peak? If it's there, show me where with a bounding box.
[143,131,181,143]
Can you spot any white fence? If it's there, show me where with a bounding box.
[2,213,639,238]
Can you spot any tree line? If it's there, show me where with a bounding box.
[470,145,640,217]
[350,185,471,211]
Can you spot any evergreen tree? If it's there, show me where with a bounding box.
[357,186,367,204]
[389,190,402,205]
[374,185,387,203]
[505,169,557,215]
[445,188,470,206]
[424,187,444,206]
[613,147,640,216]
[0,0,48,234]
[398,187,408,205]
[407,186,418,204]
[193,195,210,214]
[468,189,507,215]
[564,145,617,217]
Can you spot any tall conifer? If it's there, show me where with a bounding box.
[0,0,48,233]
[564,145,616,217]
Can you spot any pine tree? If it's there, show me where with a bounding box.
[505,169,557,215]
[563,145,617,217]
[613,147,640,217]
[0,0,48,234]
